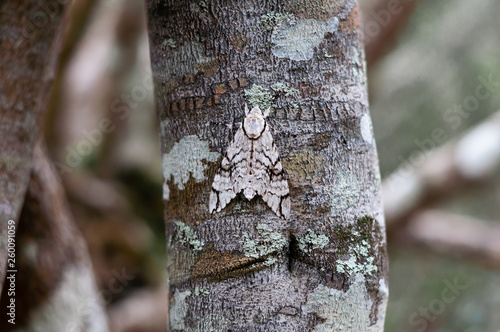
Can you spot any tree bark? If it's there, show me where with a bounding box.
[0,0,70,296]
[147,0,388,330]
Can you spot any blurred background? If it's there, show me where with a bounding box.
[41,0,500,331]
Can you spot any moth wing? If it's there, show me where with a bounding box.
[209,127,250,213]
[253,127,290,219]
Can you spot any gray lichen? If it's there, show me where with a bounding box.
[330,170,361,215]
[360,113,374,145]
[170,289,191,330]
[271,17,339,61]
[162,135,220,200]
[297,229,329,253]
[173,220,204,253]
[239,223,286,266]
[244,84,274,111]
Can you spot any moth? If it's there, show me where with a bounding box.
[209,105,290,219]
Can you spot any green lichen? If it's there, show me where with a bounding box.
[194,286,210,297]
[199,0,207,8]
[297,229,329,253]
[260,11,293,31]
[271,82,296,96]
[239,224,286,266]
[173,220,204,253]
[244,84,274,111]
[163,38,176,48]
[334,216,381,277]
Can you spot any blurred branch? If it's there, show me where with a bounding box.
[44,0,101,149]
[0,143,109,331]
[383,111,500,229]
[0,0,70,297]
[108,285,167,332]
[363,0,422,67]
[64,173,129,213]
[404,210,500,269]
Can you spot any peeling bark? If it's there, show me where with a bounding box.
[147,0,388,330]
[0,0,70,296]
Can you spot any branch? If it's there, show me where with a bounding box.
[0,0,70,298]
[383,111,500,228]
[363,0,422,67]
[404,210,500,269]
[108,285,167,332]
[0,143,109,331]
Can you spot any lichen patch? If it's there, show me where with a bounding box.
[302,273,376,331]
[360,113,374,145]
[170,289,191,330]
[297,229,330,253]
[161,41,216,80]
[330,170,361,215]
[244,84,274,110]
[173,219,204,253]
[238,224,287,266]
[162,135,220,200]
[271,17,339,61]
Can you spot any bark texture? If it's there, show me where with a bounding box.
[0,0,69,296]
[147,0,388,330]
[0,144,109,332]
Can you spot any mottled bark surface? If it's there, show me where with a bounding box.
[0,144,109,332]
[147,0,388,330]
[0,0,69,295]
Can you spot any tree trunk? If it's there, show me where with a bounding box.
[146,0,388,330]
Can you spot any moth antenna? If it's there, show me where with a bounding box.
[245,104,249,116]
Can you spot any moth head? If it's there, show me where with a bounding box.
[243,105,269,139]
